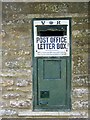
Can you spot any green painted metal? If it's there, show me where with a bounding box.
[38,58,66,106]
[32,18,72,111]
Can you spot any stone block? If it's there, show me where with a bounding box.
[72,100,88,110]
[0,101,8,107]
[10,100,31,108]
[2,3,88,15]
[15,79,29,87]
[73,55,88,75]
[1,69,31,77]
[2,79,14,87]
[73,75,89,86]
[0,109,17,116]
[2,93,20,99]
[72,88,88,98]
[6,87,31,93]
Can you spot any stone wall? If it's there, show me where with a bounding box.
[1,2,89,118]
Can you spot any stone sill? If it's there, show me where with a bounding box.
[1,0,89,2]
[18,111,88,118]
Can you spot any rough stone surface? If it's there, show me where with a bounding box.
[72,100,88,110]
[0,109,17,116]
[15,79,29,87]
[72,88,88,98]
[73,75,89,86]
[2,79,14,87]
[10,100,31,108]
[0,101,8,108]
[1,2,89,118]
[2,93,20,99]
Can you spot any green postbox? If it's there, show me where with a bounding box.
[32,18,71,111]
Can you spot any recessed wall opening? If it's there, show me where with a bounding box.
[33,18,71,111]
[37,25,67,36]
[38,30,66,36]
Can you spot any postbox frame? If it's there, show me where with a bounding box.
[32,18,72,111]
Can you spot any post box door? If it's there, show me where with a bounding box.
[33,57,71,110]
